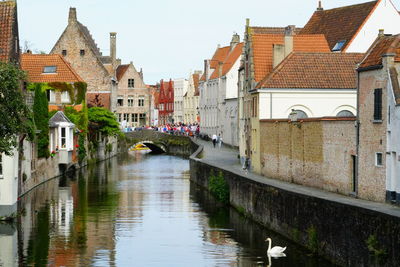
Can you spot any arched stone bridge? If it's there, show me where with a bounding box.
[125,130,196,157]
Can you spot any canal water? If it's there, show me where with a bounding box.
[1,151,337,266]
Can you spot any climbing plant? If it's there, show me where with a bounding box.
[27,81,87,105]
[32,83,50,158]
[0,62,35,155]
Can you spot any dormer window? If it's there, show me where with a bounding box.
[43,66,57,73]
[332,40,346,52]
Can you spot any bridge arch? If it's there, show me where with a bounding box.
[129,140,166,153]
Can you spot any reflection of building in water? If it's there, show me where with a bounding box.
[50,187,74,238]
[0,224,17,267]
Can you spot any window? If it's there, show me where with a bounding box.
[128,97,134,107]
[61,91,70,103]
[376,152,383,166]
[62,50,67,56]
[374,88,382,121]
[138,96,145,107]
[128,79,135,88]
[117,113,122,122]
[123,113,129,122]
[61,127,66,148]
[337,110,354,117]
[332,40,346,52]
[80,49,85,56]
[47,90,56,103]
[117,96,124,107]
[0,154,3,178]
[43,66,57,73]
[132,113,138,123]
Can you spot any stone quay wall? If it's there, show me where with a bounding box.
[189,145,400,266]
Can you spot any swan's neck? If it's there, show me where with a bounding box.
[267,239,272,251]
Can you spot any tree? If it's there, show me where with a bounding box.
[88,107,120,136]
[32,83,49,158]
[0,62,34,155]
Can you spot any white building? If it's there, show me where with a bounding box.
[0,148,19,218]
[199,34,242,145]
[173,78,189,124]
[183,71,201,124]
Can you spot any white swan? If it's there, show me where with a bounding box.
[265,237,286,257]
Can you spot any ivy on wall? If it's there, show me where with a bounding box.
[27,82,87,105]
[32,83,49,158]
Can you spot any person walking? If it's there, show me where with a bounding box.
[212,134,217,148]
[218,134,223,148]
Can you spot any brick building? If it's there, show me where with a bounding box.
[51,8,117,111]
[158,80,174,125]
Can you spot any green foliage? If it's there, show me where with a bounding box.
[307,225,319,255]
[27,81,87,105]
[73,82,87,104]
[208,170,230,204]
[32,83,49,158]
[78,133,86,164]
[88,107,121,136]
[366,234,387,258]
[0,62,35,155]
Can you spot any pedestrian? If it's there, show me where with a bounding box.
[212,134,217,148]
[218,134,222,148]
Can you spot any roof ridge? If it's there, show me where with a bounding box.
[322,0,378,12]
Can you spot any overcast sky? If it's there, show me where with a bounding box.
[18,0,400,84]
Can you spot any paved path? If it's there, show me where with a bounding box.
[195,139,400,218]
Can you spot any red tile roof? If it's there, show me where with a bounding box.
[252,34,330,82]
[199,46,231,82]
[0,1,18,62]
[210,43,244,79]
[21,53,84,83]
[300,1,378,51]
[358,34,400,69]
[116,64,129,81]
[257,52,364,89]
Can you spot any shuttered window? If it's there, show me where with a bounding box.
[374,88,382,121]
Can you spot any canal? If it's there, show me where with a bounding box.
[1,151,337,266]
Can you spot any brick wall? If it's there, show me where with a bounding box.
[260,118,356,195]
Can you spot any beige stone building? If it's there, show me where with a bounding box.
[183,71,201,124]
[115,63,151,127]
[51,8,117,111]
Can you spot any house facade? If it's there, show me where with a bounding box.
[173,78,188,124]
[183,71,201,124]
[158,80,174,125]
[51,8,117,111]
[115,63,151,128]
[357,33,400,203]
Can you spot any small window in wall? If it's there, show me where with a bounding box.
[0,154,3,178]
[61,91,70,103]
[80,49,85,56]
[132,113,138,123]
[62,50,67,56]
[123,113,129,122]
[337,110,354,117]
[374,88,382,121]
[128,97,134,107]
[117,96,124,107]
[138,96,145,107]
[43,66,57,73]
[376,152,383,166]
[117,113,122,122]
[61,127,66,148]
[47,90,56,103]
[128,79,135,88]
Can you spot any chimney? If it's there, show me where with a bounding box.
[204,59,209,80]
[378,29,385,37]
[68,7,77,24]
[140,68,144,80]
[272,44,285,68]
[218,62,223,77]
[230,33,240,51]
[110,32,117,66]
[317,1,323,11]
[284,25,295,57]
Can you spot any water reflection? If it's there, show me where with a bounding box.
[6,151,337,266]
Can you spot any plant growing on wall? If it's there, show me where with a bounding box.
[27,82,87,105]
[32,83,50,158]
[0,62,35,155]
[208,170,230,204]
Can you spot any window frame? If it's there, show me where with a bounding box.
[128,79,135,88]
[43,66,57,74]
[373,88,383,122]
[375,152,383,167]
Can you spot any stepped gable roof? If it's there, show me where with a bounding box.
[21,53,84,83]
[210,43,244,79]
[251,34,330,82]
[300,1,379,51]
[257,52,364,89]
[116,64,130,81]
[0,1,18,62]
[193,73,200,96]
[49,111,74,127]
[77,21,102,57]
[358,34,400,69]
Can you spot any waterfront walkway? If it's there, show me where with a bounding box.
[195,139,400,218]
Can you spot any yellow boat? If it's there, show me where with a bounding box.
[131,143,150,151]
